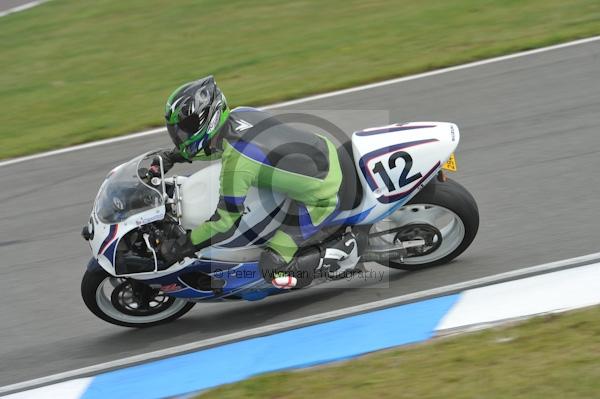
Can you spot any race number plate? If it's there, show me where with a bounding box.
[442,153,457,172]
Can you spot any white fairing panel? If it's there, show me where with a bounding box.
[89,206,166,275]
[180,163,223,230]
[351,122,459,223]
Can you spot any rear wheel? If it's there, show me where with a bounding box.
[369,177,479,270]
[81,267,195,328]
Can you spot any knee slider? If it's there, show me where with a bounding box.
[259,247,321,288]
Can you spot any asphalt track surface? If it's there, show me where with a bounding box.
[1,40,599,387]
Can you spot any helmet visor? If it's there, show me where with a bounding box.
[166,109,209,146]
[167,124,207,159]
[166,123,190,148]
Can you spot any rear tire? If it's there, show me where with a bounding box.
[81,267,195,328]
[371,177,479,270]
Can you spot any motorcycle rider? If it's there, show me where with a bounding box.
[156,76,361,288]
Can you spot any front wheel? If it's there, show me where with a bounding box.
[81,267,195,328]
[369,177,479,270]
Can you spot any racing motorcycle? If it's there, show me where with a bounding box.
[81,121,479,327]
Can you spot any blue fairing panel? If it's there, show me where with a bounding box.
[139,260,275,301]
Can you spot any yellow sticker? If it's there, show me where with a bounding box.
[442,153,457,172]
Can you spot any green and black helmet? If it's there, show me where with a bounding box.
[165,76,230,160]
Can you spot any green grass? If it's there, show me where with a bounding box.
[198,306,600,399]
[1,0,600,159]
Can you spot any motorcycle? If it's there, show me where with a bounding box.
[81,121,479,327]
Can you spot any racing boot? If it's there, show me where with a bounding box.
[317,231,362,279]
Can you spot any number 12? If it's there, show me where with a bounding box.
[371,151,422,192]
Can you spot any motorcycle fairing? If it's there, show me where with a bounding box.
[91,206,166,274]
[357,139,440,204]
[140,259,277,300]
[346,122,459,224]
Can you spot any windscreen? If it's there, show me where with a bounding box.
[95,154,163,224]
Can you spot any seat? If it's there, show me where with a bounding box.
[336,140,363,210]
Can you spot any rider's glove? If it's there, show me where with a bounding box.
[148,163,161,178]
[150,148,190,176]
[159,228,198,265]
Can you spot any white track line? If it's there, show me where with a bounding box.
[1,35,599,168]
[0,0,46,18]
[2,251,600,396]
[0,127,165,168]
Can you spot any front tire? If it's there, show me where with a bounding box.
[81,267,195,328]
[370,177,479,270]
